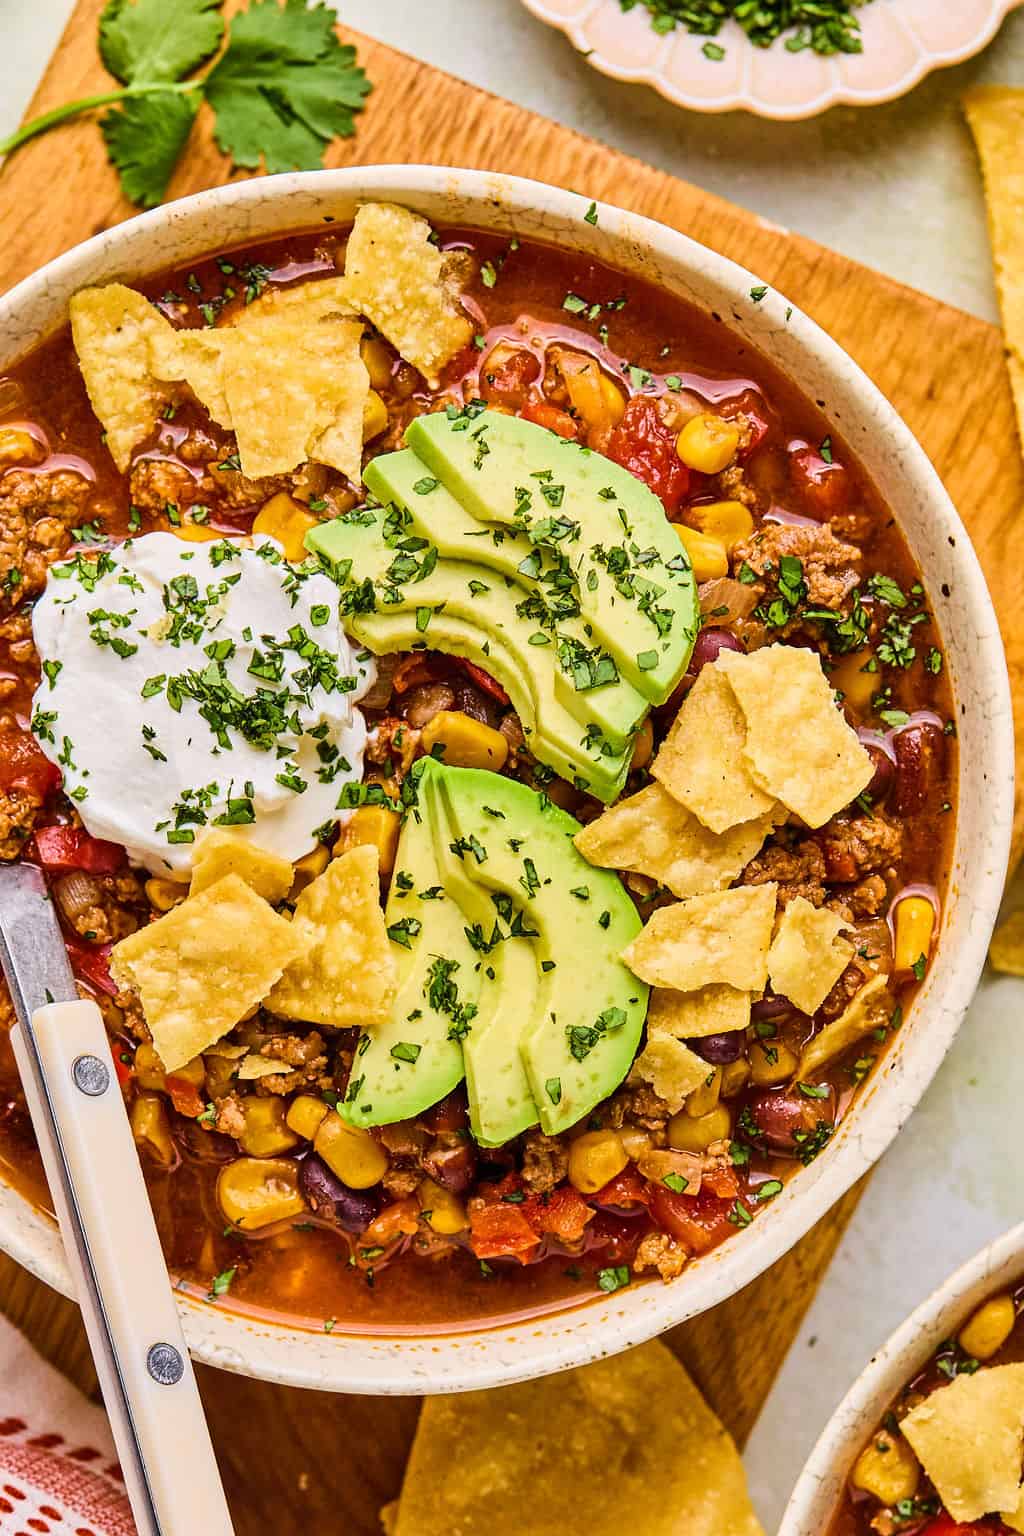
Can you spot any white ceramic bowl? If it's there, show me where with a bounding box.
[520,0,1024,120]
[0,166,1012,1395]
[781,1220,1024,1532]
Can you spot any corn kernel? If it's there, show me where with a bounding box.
[720,1059,751,1098]
[630,717,654,772]
[831,647,879,712]
[618,1125,652,1161]
[959,1294,1016,1360]
[337,805,401,875]
[676,413,741,475]
[419,711,510,771]
[286,1093,329,1141]
[674,523,729,582]
[418,1176,468,1234]
[217,1156,306,1229]
[238,1097,300,1158]
[600,373,626,426]
[172,523,220,543]
[145,876,187,912]
[0,426,41,466]
[130,1092,175,1165]
[253,491,318,562]
[687,500,754,553]
[894,895,936,977]
[668,1104,732,1153]
[749,1039,799,1087]
[568,1129,629,1194]
[850,1432,920,1506]
[685,1066,721,1118]
[361,336,394,392]
[315,1113,388,1189]
[291,844,329,894]
[363,389,389,442]
[203,1052,236,1100]
[133,1041,166,1091]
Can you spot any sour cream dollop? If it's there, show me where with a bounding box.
[31,531,374,876]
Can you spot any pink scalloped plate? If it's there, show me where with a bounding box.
[519,0,1024,119]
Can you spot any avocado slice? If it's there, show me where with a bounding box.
[435,765,648,1136]
[307,510,631,802]
[406,407,698,703]
[364,448,648,751]
[430,789,540,1146]
[339,764,476,1128]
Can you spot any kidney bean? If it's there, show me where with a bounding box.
[746,1086,836,1157]
[750,993,793,1025]
[788,441,851,520]
[422,1138,478,1195]
[892,721,945,817]
[421,1086,469,1135]
[690,1030,745,1064]
[299,1155,379,1232]
[690,627,744,676]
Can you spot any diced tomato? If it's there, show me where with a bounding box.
[0,726,60,801]
[112,1052,133,1091]
[392,654,443,694]
[820,833,859,883]
[648,1184,737,1256]
[922,1520,1011,1536]
[166,1075,205,1119]
[586,1210,648,1266]
[64,937,117,998]
[34,824,125,875]
[458,659,510,706]
[524,1184,593,1245]
[719,394,770,460]
[788,440,851,519]
[481,348,540,407]
[469,1203,540,1262]
[702,1163,740,1200]
[606,397,689,515]
[519,398,579,441]
[591,1165,650,1210]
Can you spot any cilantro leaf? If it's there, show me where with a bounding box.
[99,0,225,85]
[204,0,373,173]
[101,91,199,208]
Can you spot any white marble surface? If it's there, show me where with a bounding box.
[3,0,1024,1527]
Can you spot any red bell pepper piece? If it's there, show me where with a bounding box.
[922,1519,1011,1536]
[0,727,60,801]
[648,1184,737,1256]
[458,659,510,707]
[591,1165,651,1210]
[64,937,118,998]
[469,1203,540,1263]
[35,824,125,875]
[166,1075,205,1119]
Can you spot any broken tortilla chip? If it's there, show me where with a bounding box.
[389,1340,764,1536]
[793,973,893,1082]
[630,1034,710,1113]
[622,884,777,992]
[110,873,303,1072]
[767,895,854,1016]
[574,782,776,899]
[718,645,872,829]
[990,909,1024,977]
[69,284,173,471]
[219,314,369,483]
[901,1362,1024,1525]
[647,984,751,1041]
[236,1053,287,1081]
[267,845,397,1029]
[341,202,473,389]
[232,275,355,327]
[149,326,234,429]
[651,663,777,834]
[189,828,294,905]
[965,88,1024,446]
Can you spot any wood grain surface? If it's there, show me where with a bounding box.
[0,3,1018,1532]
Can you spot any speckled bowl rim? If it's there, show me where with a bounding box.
[519,0,1024,121]
[781,1220,1024,1532]
[0,165,1012,1395]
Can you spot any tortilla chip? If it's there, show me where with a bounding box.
[69,284,173,471]
[267,845,397,1028]
[190,828,294,905]
[718,647,872,829]
[990,909,1024,976]
[391,1340,764,1536]
[149,326,234,429]
[965,89,1024,446]
[341,202,473,389]
[651,663,777,834]
[631,1035,711,1113]
[232,275,355,327]
[236,1053,286,1081]
[110,874,303,1072]
[622,884,777,992]
[380,1503,399,1536]
[647,984,751,1041]
[1004,1486,1024,1535]
[574,782,776,899]
[793,973,893,1082]
[901,1362,1024,1524]
[767,896,854,1015]
[219,315,369,482]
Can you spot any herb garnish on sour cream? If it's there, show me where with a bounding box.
[30,532,374,875]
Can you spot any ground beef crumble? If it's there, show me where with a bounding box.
[520,1130,569,1194]
[0,468,94,612]
[254,1030,329,1096]
[732,519,862,613]
[0,788,41,861]
[634,1231,688,1281]
[743,833,828,908]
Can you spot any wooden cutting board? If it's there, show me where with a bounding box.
[1,4,1021,1532]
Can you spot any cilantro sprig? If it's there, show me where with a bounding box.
[0,0,372,209]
